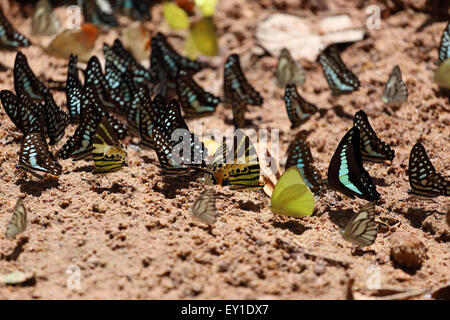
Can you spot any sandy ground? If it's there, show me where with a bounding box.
[0,0,449,299]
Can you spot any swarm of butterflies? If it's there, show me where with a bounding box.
[1,2,449,248]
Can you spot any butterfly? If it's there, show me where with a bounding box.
[407,143,449,197]
[104,58,135,110]
[340,202,377,247]
[353,110,395,163]
[58,84,126,160]
[276,48,306,88]
[17,131,62,179]
[284,84,318,129]
[66,54,83,123]
[319,45,360,95]
[439,22,450,63]
[208,129,263,190]
[31,0,61,36]
[382,65,408,106]
[5,198,27,239]
[92,118,128,174]
[176,69,220,118]
[270,166,315,218]
[223,53,263,107]
[114,0,152,21]
[14,52,48,101]
[285,130,324,193]
[0,90,44,135]
[190,189,218,225]
[83,0,118,28]
[138,93,166,150]
[327,127,380,201]
[0,6,30,49]
[84,56,118,109]
[41,91,70,145]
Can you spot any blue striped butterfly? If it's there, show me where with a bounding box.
[5,198,27,239]
[327,127,380,201]
[104,60,135,114]
[276,48,306,88]
[113,0,152,21]
[58,84,126,160]
[151,100,210,177]
[82,0,118,28]
[407,143,449,197]
[284,84,318,129]
[14,52,48,101]
[176,69,220,118]
[223,54,263,107]
[190,189,218,225]
[66,54,83,123]
[41,91,70,145]
[138,93,164,149]
[111,39,151,82]
[92,118,128,174]
[340,202,377,247]
[0,90,44,134]
[285,130,324,194]
[319,45,360,95]
[208,129,263,190]
[439,22,450,63]
[0,6,30,49]
[382,65,408,106]
[18,131,62,179]
[353,110,395,163]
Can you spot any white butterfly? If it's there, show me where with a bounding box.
[276,48,306,88]
[190,189,218,225]
[382,65,408,106]
[5,197,27,239]
[340,202,377,247]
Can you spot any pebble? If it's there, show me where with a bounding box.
[389,232,427,270]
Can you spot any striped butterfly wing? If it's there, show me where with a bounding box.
[66,54,83,123]
[353,110,395,163]
[231,100,246,129]
[327,127,380,201]
[190,189,218,225]
[84,56,118,109]
[0,90,43,134]
[214,129,263,190]
[285,130,323,193]
[439,22,450,63]
[408,143,449,197]
[284,84,318,129]
[18,131,62,179]
[138,92,158,149]
[123,81,145,132]
[341,202,377,247]
[57,84,105,160]
[382,65,408,105]
[0,7,30,49]
[13,52,48,101]
[223,54,263,107]
[31,0,61,36]
[92,118,127,174]
[42,91,70,145]
[176,69,220,118]
[83,0,118,28]
[111,39,152,83]
[276,48,306,88]
[319,46,360,95]
[105,62,136,116]
[5,198,27,239]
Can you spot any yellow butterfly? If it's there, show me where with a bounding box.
[5,197,27,239]
[190,189,218,225]
[92,118,127,174]
[270,166,314,218]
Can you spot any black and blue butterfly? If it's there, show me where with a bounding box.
[113,0,152,21]
[284,84,318,129]
[0,6,30,49]
[407,143,449,198]
[319,45,360,95]
[353,110,395,163]
[82,0,118,28]
[14,52,48,101]
[176,69,220,118]
[327,127,380,201]
[439,22,450,63]
[66,54,83,123]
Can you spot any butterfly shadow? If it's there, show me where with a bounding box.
[351,247,376,257]
[237,199,265,212]
[154,176,194,199]
[331,105,354,120]
[402,207,445,230]
[3,236,28,262]
[328,208,354,229]
[93,182,128,195]
[223,117,258,129]
[16,178,60,197]
[271,217,311,236]
[71,164,95,173]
